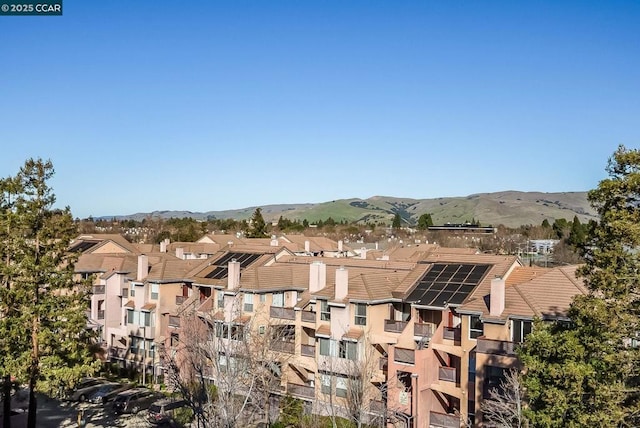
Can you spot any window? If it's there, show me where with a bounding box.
[260,294,266,303]
[142,311,152,327]
[130,286,136,297]
[122,288,129,298]
[217,291,225,309]
[339,341,358,360]
[272,292,284,307]
[484,366,506,399]
[511,319,532,343]
[320,300,330,321]
[321,373,331,395]
[150,283,159,300]
[258,325,266,335]
[244,293,254,312]
[335,376,348,398]
[319,338,331,356]
[126,309,134,325]
[469,315,483,339]
[469,351,476,383]
[355,303,367,326]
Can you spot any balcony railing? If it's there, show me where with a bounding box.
[430,411,460,428]
[393,348,415,365]
[92,285,105,294]
[438,366,457,383]
[384,319,408,333]
[97,310,105,320]
[301,311,316,323]
[270,340,295,354]
[287,383,315,399]
[476,338,517,356]
[169,315,181,327]
[270,306,296,320]
[301,344,315,357]
[108,347,128,359]
[176,295,188,305]
[443,326,461,341]
[414,322,435,338]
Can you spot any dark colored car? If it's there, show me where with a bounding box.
[112,388,163,414]
[147,398,189,425]
[66,378,111,401]
[87,382,133,404]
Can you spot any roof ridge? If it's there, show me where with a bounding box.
[512,284,541,317]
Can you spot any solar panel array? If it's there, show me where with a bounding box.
[70,241,99,252]
[204,252,262,279]
[406,263,491,308]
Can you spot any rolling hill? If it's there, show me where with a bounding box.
[104,191,597,228]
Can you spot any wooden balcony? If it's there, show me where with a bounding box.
[443,326,461,341]
[476,337,517,356]
[393,347,415,365]
[384,319,408,333]
[430,411,460,428]
[270,340,295,354]
[92,285,105,294]
[438,366,457,383]
[301,311,316,323]
[301,344,315,357]
[414,322,435,338]
[270,306,296,320]
[287,383,315,399]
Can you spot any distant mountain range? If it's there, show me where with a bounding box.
[100,191,597,228]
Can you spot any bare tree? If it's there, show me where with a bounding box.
[481,369,528,428]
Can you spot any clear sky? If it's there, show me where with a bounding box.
[1,1,638,219]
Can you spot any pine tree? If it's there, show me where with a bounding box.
[417,213,433,230]
[519,146,640,427]
[247,207,268,238]
[392,213,402,229]
[0,159,99,428]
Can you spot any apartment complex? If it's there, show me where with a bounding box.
[74,233,585,427]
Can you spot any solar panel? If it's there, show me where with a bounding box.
[205,266,229,279]
[212,252,261,267]
[406,263,491,308]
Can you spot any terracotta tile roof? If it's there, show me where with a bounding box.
[212,311,225,321]
[505,266,550,286]
[146,259,204,282]
[124,300,135,308]
[459,265,587,320]
[141,303,156,311]
[234,315,252,324]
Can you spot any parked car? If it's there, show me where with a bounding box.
[67,379,112,402]
[147,398,189,425]
[112,388,163,414]
[87,382,133,404]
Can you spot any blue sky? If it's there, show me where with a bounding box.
[1,1,638,218]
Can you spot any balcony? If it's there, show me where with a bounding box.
[476,338,517,356]
[393,348,415,365]
[97,310,105,320]
[384,319,408,333]
[92,285,105,294]
[270,340,295,354]
[270,306,296,320]
[169,315,181,327]
[438,366,457,383]
[175,295,188,305]
[301,344,315,357]
[414,322,435,338]
[301,311,316,323]
[443,326,461,342]
[430,411,460,428]
[287,383,315,399]
[108,347,128,360]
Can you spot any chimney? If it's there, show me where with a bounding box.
[304,240,310,253]
[270,238,279,247]
[137,255,148,281]
[227,259,241,290]
[338,240,343,252]
[335,266,348,301]
[490,276,506,317]
[309,261,327,294]
[360,247,367,259]
[175,247,184,259]
[160,241,167,253]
